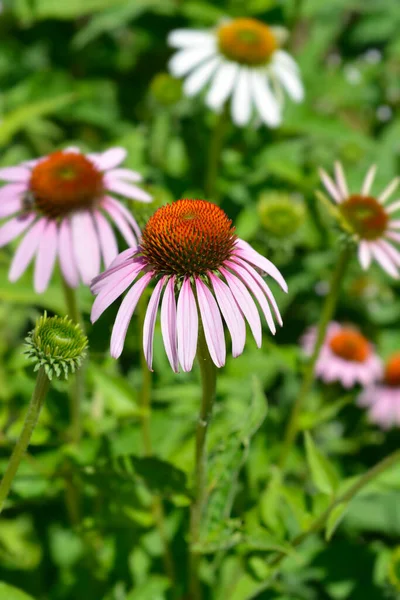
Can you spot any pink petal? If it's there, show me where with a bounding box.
[361,165,376,195]
[219,267,262,348]
[319,168,342,203]
[195,277,226,368]
[106,178,152,203]
[90,253,141,293]
[102,198,137,247]
[379,177,399,204]
[386,231,400,244]
[176,278,198,372]
[377,240,400,267]
[143,277,166,371]
[9,218,47,282]
[103,196,141,239]
[71,211,101,285]
[0,214,35,248]
[0,182,25,205]
[334,162,349,198]
[386,199,400,214]
[106,168,142,182]
[93,210,118,268]
[161,276,179,372]
[91,262,145,323]
[34,219,58,293]
[209,273,246,358]
[389,220,400,229]
[0,196,22,219]
[58,217,79,288]
[225,260,276,334]
[0,166,31,182]
[234,239,288,292]
[370,242,399,278]
[109,248,137,269]
[358,240,372,270]
[92,147,127,171]
[110,272,152,358]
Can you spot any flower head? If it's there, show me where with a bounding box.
[25,312,88,379]
[358,352,400,429]
[0,147,152,293]
[91,199,287,372]
[167,18,303,128]
[319,162,400,278]
[150,72,183,106]
[257,191,305,239]
[302,322,382,388]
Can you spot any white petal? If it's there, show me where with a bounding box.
[206,61,239,111]
[358,240,372,270]
[249,71,281,127]
[231,68,252,127]
[319,168,343,203]
[379,177,400,204]
[361,165,377,196]
[272,62,304,102]
[334,162,349,198]
[274,50,300,73]
[183,57,221,97]
[168,45,217,78]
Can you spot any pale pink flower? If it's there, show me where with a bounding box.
[0,147,151,293]
[358,352,400,429]
[90,199,287,372]
[319,162,400,278]
[302,322,382,388]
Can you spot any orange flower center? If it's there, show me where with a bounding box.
[217,18,278,66]
[29,151,104,218]
[140,199,236,276]
[329,328,370,362]
[340,195,388,241]
[384,353,400,387]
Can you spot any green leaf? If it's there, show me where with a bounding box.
[260,468,283,533]
[304,432,338,496]
[130,456,190,497]
[325,502,348,541]
[0,583,36,600]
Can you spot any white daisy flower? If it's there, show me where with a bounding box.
[167,18,304,128]
[319,162,400,279]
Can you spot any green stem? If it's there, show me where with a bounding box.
[0,367,50,513]
[137,296,176,587]
[247,449,400,599]
[279,245,352,470]
[189,326,217,600]
[205,108,228,202]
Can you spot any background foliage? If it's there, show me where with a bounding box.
[1,0,400,598]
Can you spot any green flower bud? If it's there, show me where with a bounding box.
[257,191,305,239]
[134,185,174,228]
[150,72,183,106]
[24,313,88,380]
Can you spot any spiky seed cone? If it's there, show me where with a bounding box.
[24,312,88,380]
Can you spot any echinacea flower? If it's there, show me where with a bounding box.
[302,322,382,388]
[319,162,400,278]
[358,352,400,429]
[168,18,303,128]
[0,147,151,293]
[91,199,287,372]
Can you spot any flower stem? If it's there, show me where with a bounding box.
[205,107,229,202]
[189,325,217,600]
[0,366,50,513]
[61,278,84,445]
[137,296,176,588]
[279,245,352,470]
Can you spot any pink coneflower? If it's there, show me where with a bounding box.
[358,352,400,429]
[0,147,151,293]
[90,199,287,372]
[302,322,382,388]
[319,162,400,278]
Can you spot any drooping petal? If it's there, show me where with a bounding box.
[370,242,399,278]
[274,50,300,74]
[386,231,400,243]
[102,199,136,247]
[93,210,118,268]
[377,240,400,267]
[234,239,288,292]
[169,45,217,78]
[91,147,127,171]
[161,276,179,373]
[91,262,145,322]
[143,277,166,371]
[102,196,141,239]
[231,68,252,126]
[0,214,35,248]
[91,252,141,293]
[361,164,377,196]
[105,177,152,203]
[0,166,31,182]
[386,199,400,214]
[0,196,23,219]
[176,278,198,372]
[58,217,79,288]
[71,211,101,285]
[358,240,372,270]
[34,219,58,293]
[379,177,399,204]
[110,272,152,358]
[106,168,142,182]
[206,61,239,111]
[334,162,349,199]
[209,272,246,358]
[389,220,400,229]
[219,267,262,347]
[0,182,25,206]
[9,218,47,282]
[272,62,304,102]
[183,57,221,97]
[250,71,281,127]
[168,29,215,48]
[195,277,226,368]
[319,168,343,203]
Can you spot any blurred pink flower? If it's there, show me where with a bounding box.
[0,147,151,293]
[319,162,400,278]
[91,199,287,372]
[358,352,400,429]
[302,322,382,388]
